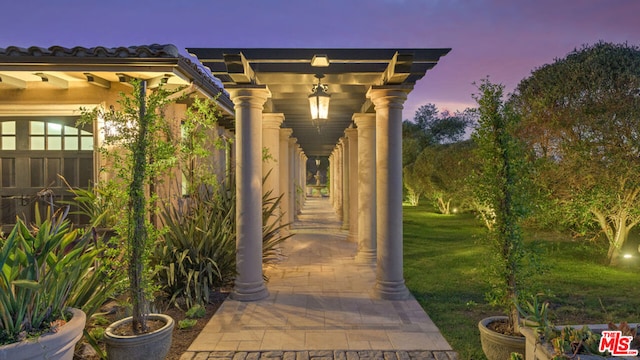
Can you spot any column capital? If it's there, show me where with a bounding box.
[352,113,376,128]
[288,137,298,146]
[279,127,293,140]
[366,86,412,110]
[263,113,285,129]
[345,127,358,139]
[227,85,271,107]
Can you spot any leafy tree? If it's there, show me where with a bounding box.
[473,80,531,335]
[80,80,178,333]
[180,97,228,194]
[409,141,475,213]
[403,162,429,206]
[513,42,640,265]
[402,103,474,205]
[411,104,473,145]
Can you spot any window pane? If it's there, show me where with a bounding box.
[64,137,78,150]
[80,129,92,136]
[31,158,44,187]
[31,121,45,135]
[1,121,15,135]
[31,136,45,150]
[48,136,62,150]
[47,158,60,186]
[1,136,16,150]
[2,158,15,187]
[48,123,62,135]
[81,136,93,150]
[65,126,78,135]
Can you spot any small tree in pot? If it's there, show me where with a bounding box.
[80,79,178,359]
[472,80,536,360]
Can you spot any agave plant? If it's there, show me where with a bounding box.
[0,206,98,345]
[154,175,292,308]
[154,184,237,308]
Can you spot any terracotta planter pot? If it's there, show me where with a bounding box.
[0,308,86,360]
[104,314,174,360]
[478,316,526,360]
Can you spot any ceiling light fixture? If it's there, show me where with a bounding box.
[309,74,330,133]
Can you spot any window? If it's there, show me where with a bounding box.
[1,117,94,230]
[28,121,93,151]
[1,121,16,150]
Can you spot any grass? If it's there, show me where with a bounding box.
[403,203,640,360]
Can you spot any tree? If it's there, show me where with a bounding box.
[412,104,472,145]
[81,80,178,333]
[409,141,475,213]
[402,103,474,205]
[513,42,640,265]
[473,80,531,335]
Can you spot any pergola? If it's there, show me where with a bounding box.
[188,48,451,301]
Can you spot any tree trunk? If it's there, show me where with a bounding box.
[130,80,149,334]
[436,197,451,214]
[607,221,629,266]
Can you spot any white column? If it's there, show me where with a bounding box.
[345,127,359,242]
[353,113,377,263]
[329,153,336,206]
[228,86,271,301]
[279,128,293,229]
[368,86,412,300]
[327,152,333,206]
[295,146,302,214]
[288,137,298,223]
[335,142,343,218]
[301,152,307,201]
[263,113,284,229]
[340,137,349,230]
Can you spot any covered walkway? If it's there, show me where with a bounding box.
[183,197,454,359]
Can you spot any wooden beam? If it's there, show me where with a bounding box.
[34,72,68,89]
[83,72,111,89]
[380,52,413,85]
[115,73,134,85]
[0,73,26,89]
[223,52,255,84]
[147,73,172,89]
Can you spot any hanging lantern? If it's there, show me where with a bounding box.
[309,74,330,122]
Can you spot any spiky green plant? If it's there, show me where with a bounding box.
[154,174,292,308]
[0,206,99,345]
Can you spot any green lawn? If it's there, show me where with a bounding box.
[403,204,640,360]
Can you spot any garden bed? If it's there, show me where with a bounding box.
[75,291,228,360]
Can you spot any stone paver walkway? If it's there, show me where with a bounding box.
[182,197,455,360]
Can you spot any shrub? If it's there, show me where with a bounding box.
[185,305,206,319]
[153,175,292,308]
[153,185,236,309]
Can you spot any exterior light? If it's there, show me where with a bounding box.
[311,54,330,67]
[623,254,633,259]
[309,74,330,132]
[315,158,321,167]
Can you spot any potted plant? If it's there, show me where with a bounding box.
[518,295,639,360]
[80,79,177,360]
[0,206,95,360]
[472,80,534,360]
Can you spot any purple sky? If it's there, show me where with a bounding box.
[1,0,637,119]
